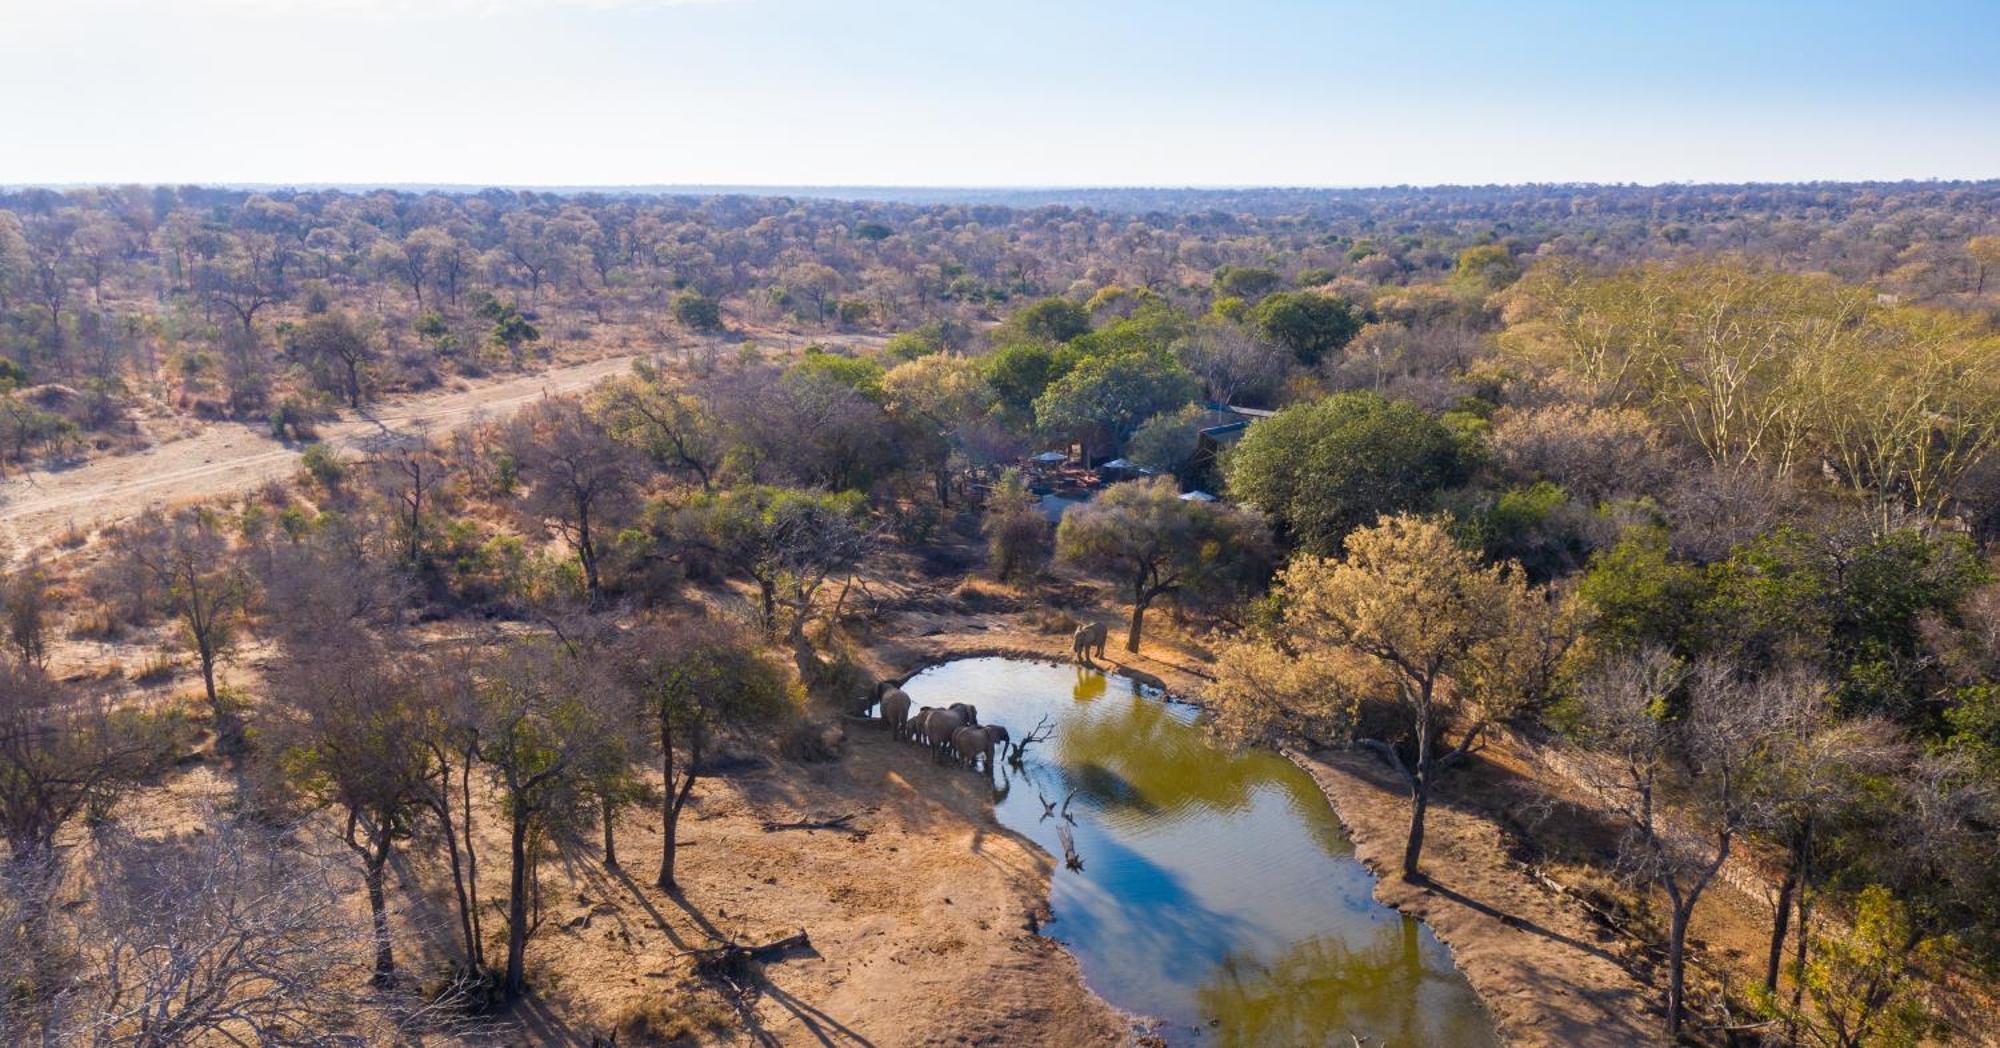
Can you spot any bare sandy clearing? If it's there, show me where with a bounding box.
[0,351,652,559]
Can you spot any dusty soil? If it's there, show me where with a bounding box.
[480,728,1128,1047]
[0,327,891,562]
[836,571,1674,1048]
[0,350,654,559]
[111,720,1128,1048]
[1287,749,1665,1048]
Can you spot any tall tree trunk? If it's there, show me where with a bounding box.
[1765,862,1798,993]
[431,785,478,971]
[504,812,531,999]
[657,717,679,891]
[1788,884,1813,1026]
[601,794,619,869]
[1665,901,1690,1038]
[461,760,484,969]
[659,729,703,893]
[1126,574,1148,653]
[1402,778,1428,879]
[365,840,395,985]
[1402,708,1434,879]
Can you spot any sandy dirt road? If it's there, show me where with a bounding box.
[0,350,653,559]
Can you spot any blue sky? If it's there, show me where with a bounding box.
[4,0,1996,187]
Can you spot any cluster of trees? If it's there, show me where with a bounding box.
[3,180,1999,1043]
[3,181,1995,475]
[1196,279,2000,1038]
[3,512,800,1038]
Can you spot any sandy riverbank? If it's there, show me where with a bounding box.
[874,614,1666,1048]
[1285,749,1665,1048]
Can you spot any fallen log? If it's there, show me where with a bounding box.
[760,812,859,833]
[692,929,812,980]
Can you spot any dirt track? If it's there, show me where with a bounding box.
[0,351,652,559]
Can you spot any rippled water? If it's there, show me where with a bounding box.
[898,658,1498,1047]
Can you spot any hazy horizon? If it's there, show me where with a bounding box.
[5,0,1995,187]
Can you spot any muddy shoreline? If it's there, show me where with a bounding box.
[1282,748,1665,1048]
[886,627,1662,1047]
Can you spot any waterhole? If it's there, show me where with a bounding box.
[899,657,1498,1047]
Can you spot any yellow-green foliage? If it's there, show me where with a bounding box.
[1499,259,2000,514]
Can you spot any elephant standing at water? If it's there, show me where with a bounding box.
[907,707,937,745]
[1073,622,1107,663]
[953,724,1012,773]
[873,681,913,740]
[918,708,967,763]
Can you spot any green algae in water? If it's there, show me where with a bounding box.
[900,657,1498,1047]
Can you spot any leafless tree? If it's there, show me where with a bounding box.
[72,819,372,1046]
[368,440,451,572]
[1571,650,1778,1038]
[0,662,162,867]
[508,397,646,605]
[1745,675,1905,994]
[117,508,252,747]
[267,612,432,986]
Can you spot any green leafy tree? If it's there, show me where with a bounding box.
[984,341,1063,418]
[1007,297,1091,344]
[882,354,999,505]
[1223,391,1463,554]
[1452,244,1521,293]
[1055,477,1271,652]
[1249,291,1361,365]
[283,311,376,409]
[1213,265,1283,301]
[1573,525,1711,660]
[272,630,433,984]
[786,348,885,403]
[1033,351,1198,463]
[1703,523,1987,720]
[672,289,723,332]
[480,298,541,364]
[473,641,620,1000]
[1786,886,1945,1048]
[593,360,724,491]
[675,486,871,649]
[1125,403,1210,480]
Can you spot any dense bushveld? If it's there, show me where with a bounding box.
[3,182,2000,1044]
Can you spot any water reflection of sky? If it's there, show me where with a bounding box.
[901,658,1498,1047]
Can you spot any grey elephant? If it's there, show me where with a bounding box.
[1073,622,1108,663]
[922,708,967,763]
[907,706,939,746]
[953,724,1012,773]
[873,681,913,740]
[947,702,979,727]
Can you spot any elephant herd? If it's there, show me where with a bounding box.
[871,681,1012,773]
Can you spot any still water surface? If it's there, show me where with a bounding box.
[899,658,1498,1047]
